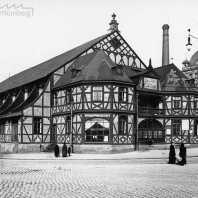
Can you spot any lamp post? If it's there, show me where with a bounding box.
[70,95,74,153]
[186,29,198,51]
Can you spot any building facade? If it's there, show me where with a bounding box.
[0,15,198,153]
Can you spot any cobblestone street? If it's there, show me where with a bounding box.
[1,158,198,198]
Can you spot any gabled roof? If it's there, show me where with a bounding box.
[154,64,196,92]
[53,50,133,90]
[0,29,148,94]
[0,33,109,94]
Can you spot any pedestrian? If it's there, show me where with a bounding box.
[178,143,186,165]
[54,144,60,157]
[68,146,71,156]
[148,136,154,146]
[168,142,176,164]
[134,133,137,150]
[62,142,67,157]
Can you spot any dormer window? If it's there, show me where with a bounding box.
[117,68,122,74]
[111,65,123,75]
[71,68,81,78]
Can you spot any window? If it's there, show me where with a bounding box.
[194,120,198,136]
[194,97,198,109]
[110,37,121,49]
[33,117,42,134]
[92,86,102,101]
[138,120,163,141]
[119,116,127,134]
[119,87,127,102]
[173,97,181,108]
[85,118,109,143]
[66,116,71,133]
[172,120,181,135]
[66,89,72,103]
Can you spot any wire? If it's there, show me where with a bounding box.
[137,22,198,55]
[190,35,198,40]
[0,21,198,82]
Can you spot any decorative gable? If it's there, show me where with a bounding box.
[91,31,147,69]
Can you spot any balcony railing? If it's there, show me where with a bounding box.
[138,107,164,116]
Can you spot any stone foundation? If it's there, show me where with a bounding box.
[73,145,135,154]
[1,143,198,154]
[0,143,49,153]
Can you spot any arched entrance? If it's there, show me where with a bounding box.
[138,119,164,143]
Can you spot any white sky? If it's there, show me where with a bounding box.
[0,0,198,82]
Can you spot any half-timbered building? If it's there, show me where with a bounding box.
[0,14,197,153]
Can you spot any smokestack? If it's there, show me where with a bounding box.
[162,24,170,66]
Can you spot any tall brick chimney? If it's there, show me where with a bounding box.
[162,24,170,66]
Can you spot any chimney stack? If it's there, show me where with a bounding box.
[162,24,170,66]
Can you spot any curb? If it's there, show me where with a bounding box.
[1,156,198,160]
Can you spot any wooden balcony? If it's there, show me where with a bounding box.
[138,107,164,116]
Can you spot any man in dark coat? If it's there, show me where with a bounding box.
[178,143,186,165]
[54,144,59,157]
[62,142,67,157]
[68,146,71,156]
[168,142,176,164]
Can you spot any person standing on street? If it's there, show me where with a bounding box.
[68,146,71,156]
[178,143,186,165]
[168,142,176,164]
[62,142,67,157]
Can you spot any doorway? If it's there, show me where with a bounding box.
[138,119,164,143]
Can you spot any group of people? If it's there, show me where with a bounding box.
[169,142,186,165]
[54,142,71,157]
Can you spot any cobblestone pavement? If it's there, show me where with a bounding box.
[1,158,198,198]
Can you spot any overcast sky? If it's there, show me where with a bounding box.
[0,0,198,82]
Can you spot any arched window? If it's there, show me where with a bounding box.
[172,120,181,135]
[66,116,71,133]
[85,118,109,142]
[119,116,127,134]
[138,119,163,141]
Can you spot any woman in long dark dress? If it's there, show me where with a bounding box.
[168,142,176,164]
[178,143,186,165]
[62,142,67,157]
[54,144,60,157]
[68,146,71,156]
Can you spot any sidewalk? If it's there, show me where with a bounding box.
[0,148,198,160]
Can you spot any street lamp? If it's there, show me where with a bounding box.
[186,29,198,51]
[70,95,74,153]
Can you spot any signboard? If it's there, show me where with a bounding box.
[144,77,157,90]
[182,119,189,130]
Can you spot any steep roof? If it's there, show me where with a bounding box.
[0,33,109,94]
[154,64,196,92]
[53,50,133,90]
